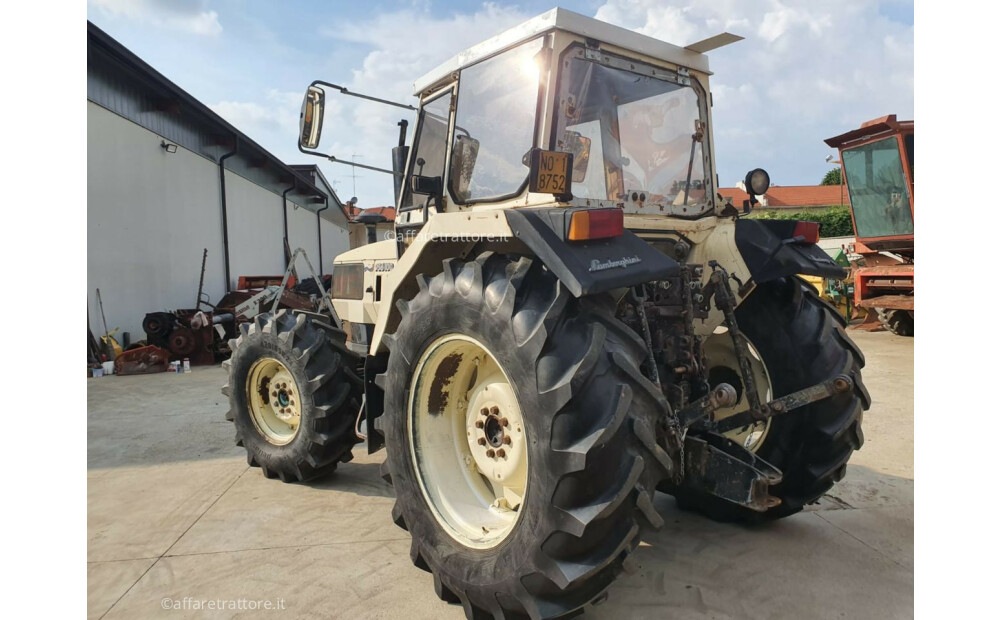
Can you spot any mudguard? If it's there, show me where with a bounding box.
[734,219,846,284]
[505,208,679,297]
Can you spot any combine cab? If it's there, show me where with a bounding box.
[825,115,914,335]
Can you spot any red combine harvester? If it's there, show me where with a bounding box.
[825,115,914,336]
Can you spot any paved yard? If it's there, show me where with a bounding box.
[87,329,913,619]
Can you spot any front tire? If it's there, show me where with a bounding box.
[378,254,673,619]
[672,277,870,521]
[222,311,363,482]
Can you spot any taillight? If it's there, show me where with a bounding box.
[567,208,624,241]
[792,221,820,244]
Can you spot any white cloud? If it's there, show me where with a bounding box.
[593,0,913,187]
[89,0,222,36]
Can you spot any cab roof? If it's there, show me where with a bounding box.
[413,7,734,96]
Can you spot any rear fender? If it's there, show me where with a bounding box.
[734,219,847,283]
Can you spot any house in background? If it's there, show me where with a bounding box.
[347,206,396,248]
[719,184,850,212]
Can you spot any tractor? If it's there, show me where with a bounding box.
[825,115,914,336]
[222,9,869,618]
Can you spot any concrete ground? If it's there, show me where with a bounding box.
[88,330,913,619]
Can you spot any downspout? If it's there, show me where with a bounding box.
[218,139,239,293]
[316,196,330,274]
[281,183,296,268]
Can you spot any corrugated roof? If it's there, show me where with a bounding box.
[719,185,850,209]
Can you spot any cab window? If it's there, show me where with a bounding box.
[400,91,452,211]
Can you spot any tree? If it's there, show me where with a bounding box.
[821,168,842,186]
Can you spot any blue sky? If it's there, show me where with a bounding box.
[88,0,914,208]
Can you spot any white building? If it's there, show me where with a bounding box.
[88,22,350,342]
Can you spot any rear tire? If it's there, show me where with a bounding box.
[670,277,870,522]
[877,307,914,337]
[378,253,673,619]
[223,311,363,482]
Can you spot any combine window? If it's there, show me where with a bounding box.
[842,137,914,239]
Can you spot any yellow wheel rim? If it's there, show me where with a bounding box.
[408,334,528,549]
[246,357,301,445]
[703,329,773,453]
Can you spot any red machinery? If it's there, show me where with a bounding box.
[825,115,914,336]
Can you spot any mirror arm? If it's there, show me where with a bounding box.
[312,80,417,111]
[326,155,402,177]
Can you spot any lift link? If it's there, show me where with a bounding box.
[704,260,765,415]
[712,374,855,434]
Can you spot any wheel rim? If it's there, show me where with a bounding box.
[408,334,528,549]
[246,357,301,445]
[703,328,773,452]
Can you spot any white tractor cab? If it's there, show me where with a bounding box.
[225,8,868,618]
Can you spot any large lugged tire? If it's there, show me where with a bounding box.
[876,307,914,337]
[377,253,673,619]
[672,276,870,522]
[222,310,363,482]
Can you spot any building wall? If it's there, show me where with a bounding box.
[320,219,351,273]
[88,102,226,341]
[225,171,285,280]
[348,222,395,250]
[287,203,320,273]
[88,102,346,340]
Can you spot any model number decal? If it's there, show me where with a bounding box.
[364,263,396,273]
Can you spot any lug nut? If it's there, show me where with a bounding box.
[489,406,499,416]
[475,420,484,428]
[500,417,509,427]
[477,437,487,446]
[496,448,506,458]
[486,449,496,458]
[480,407,489,416]
[503,436,512,445]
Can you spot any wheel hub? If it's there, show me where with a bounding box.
[703,329,772,452]
[466,378,525,487]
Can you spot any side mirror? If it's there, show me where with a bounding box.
[561,130,592,182]
[450,135,480,201]
[299,85,325,149]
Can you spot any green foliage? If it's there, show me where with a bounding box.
[821,168,842,186]
[749,205,854,238]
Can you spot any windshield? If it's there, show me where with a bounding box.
[555,49,711,211]
[842,136,913,238]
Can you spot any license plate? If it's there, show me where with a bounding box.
[529,149,572,195]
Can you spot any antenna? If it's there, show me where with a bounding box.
[351,153,362,197]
